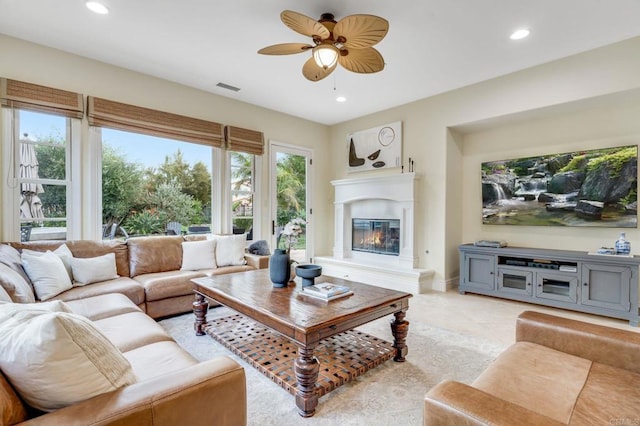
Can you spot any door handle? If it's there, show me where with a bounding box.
[271,220,275,235]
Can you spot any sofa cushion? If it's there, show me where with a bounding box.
[208,264,254,276]
[71,253,119,286]
[22,243,74,279]
[92,311,173,353]
[0,263,35,303]
[21,251,73,301]
[134,270,209,302]
[52,277,145,307]
[9,240,130,278]
[570,361,640,424]
[0,307,136,412]
[65,293,143,321]
[0,244,32,286]
[473,341,591,424]
[128,235,184,277]
[123,341,198,382]
[181,239,217,271]
[209,234,247,267]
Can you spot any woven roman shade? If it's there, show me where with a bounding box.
[0,78,84,119]
[86,96,223,147]
[224,125,264,155]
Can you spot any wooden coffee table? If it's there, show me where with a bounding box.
[192,269,412,417]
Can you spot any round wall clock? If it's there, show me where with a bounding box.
[378,126,395,146]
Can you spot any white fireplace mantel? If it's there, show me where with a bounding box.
[316,172,433,294]
[332,173,418,268]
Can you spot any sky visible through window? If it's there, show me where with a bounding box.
[21,111,212,171]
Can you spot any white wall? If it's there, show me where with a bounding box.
[330,36,640,289]
[0,34,332,255]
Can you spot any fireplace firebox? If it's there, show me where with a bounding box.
[352,219,400,256]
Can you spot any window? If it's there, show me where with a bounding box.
[4,110,75,242]
[229,151,255,240]
[100,128,215,238]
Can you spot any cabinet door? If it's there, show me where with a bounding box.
[535,271,578,303]
[497,268,533,296]
[581,263,631,312]
[462,253,495,291]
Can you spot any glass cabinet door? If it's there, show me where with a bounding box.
[497,268,533,296]
[535,271,578,303]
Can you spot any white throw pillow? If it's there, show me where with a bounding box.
[209,234,247,267]
[0,307,136,412]
[70,253,119,286]
[22,244,74,280]
[180,239,217,270]
[21,251,73,301]
[0,263,36,303]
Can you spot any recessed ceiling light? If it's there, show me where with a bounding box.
[510,28,530,40]
[86,1,109,15]
[336,96,347,103]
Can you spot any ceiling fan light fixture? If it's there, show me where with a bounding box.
[313,44,339,70]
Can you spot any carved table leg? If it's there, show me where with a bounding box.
[294,345,319,417]
[193,292,209,336]
[390,310,409,362]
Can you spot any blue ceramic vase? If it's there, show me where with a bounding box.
[270,249,291,287]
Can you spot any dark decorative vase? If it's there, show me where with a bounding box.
[270,249,291,288]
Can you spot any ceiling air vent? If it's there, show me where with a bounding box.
[216,82,241,92]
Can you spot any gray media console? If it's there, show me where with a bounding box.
[459,244,640,326]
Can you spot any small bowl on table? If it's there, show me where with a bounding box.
[295,264,322,287]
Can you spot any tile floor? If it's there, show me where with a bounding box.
[411,289,640,347]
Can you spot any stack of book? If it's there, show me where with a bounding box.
[301,282,353,301]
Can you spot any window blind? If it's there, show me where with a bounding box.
[225,125,264,155]
[87,96,223,147]
[0,78,84,119]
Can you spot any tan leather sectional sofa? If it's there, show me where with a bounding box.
[1,234,269,425]
[7,234,269,319]
[424,310,640,425]
[1,293,247,425]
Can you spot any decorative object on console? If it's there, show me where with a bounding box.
[348,121,402,173]
[248,239,270,256]
[269,249,291,288]
[615,232,631,255]
[257,10,388,82]
[295,264,322,287]
[482,145,637,227]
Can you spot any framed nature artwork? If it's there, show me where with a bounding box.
[348,121,402,173]
[482,145,637,227]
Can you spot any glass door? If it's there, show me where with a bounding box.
[270,143,312,263]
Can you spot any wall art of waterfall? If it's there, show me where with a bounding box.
[481,145,638,227]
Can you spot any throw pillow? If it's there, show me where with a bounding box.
[0,307,136,412]
[209,234,247,267]
[180,239,217,270]
[21,244,74,280]
[70,253,119,286]
[0,244,32,286]
[21,251,73,301]
[0,263,36,303]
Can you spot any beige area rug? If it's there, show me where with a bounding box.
[159,305,506,426]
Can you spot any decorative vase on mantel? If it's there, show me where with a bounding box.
[270,249,291,288]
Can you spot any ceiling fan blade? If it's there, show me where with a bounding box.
[333,14,389,49]
[258,43,312,55]
[281,10,331,39]
[302,57,336,81]
[338,47,385,74]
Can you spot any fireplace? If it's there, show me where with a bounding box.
[352,218,400,256]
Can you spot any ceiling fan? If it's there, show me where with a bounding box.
[258,10,389,82]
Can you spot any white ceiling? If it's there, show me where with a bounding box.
[2,0,640,125]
